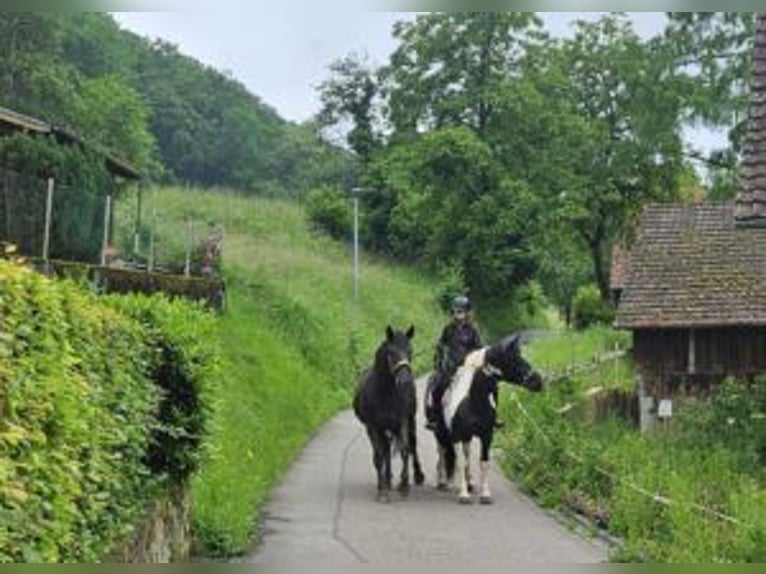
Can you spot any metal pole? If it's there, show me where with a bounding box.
[101,195,112,266]
[42,177,54,261]
[353,194,359,301]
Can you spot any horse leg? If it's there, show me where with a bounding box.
[463,441,475,494]
[456,441,471,504]
[366,427,389,502]
[381,432,393,502]
[397,425,411,496]
[409,416,425,486]
[436,444,448,490]
[479,433,493,505]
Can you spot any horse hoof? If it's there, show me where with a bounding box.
[459,495,472,505]
[415,471,426,486]
[377,491,392,503]
[467,484,475,494]
[480,495,493,505]
[436,482,449,491]
[398,483,410,496]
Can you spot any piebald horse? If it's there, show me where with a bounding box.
[431,334,543,504]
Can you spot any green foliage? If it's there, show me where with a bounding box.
[69,75,159,174]
[434,263,468,313]
[305,185,352,240]
[572,284,614,330]
[499,329,766,563]
[0,261,158,562]
[316,54,381,163]
[107,294,221,484]
[0,260,219,562]
[366,127,539,300]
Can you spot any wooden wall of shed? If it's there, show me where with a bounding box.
[633,327,766,394]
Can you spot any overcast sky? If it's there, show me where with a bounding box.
[112,11,725,159]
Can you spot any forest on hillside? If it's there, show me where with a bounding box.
[0,12,758,323]
[0,13,351,194]
[310,13,756,321]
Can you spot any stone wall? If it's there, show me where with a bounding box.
[112,487,192,563]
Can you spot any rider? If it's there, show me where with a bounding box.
[425,295,483,431]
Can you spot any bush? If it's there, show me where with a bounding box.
[0,261,158,562]
[305,185,352,240]
[572,284,613,330]
[0,261,219,562]
[107,294,221,484]
[434,263,468,313]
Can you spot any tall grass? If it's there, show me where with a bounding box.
[115,186,445,556]
[499,328,766,562]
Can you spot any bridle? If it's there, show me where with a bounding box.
[391,358,411,376]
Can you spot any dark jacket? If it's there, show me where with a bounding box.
[434,320,482,377]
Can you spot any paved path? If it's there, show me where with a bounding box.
[243,379,608,563]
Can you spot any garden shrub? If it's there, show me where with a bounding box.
[0,261,157,562]
[0,261,219,562]
[572,284,613,329]
[305,185,352,240]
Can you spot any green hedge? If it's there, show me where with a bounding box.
[107,294,221,484]
[0,260,218,562]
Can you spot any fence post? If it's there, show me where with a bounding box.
[42,178,54,262]
[184,217,193,277]
[101,195,112,266]
[134,183,143,257]
[149,208,156,272]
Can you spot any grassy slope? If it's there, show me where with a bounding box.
[116,187,444,556]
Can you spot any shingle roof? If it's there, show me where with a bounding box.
[614,202,766,329]
[736,13,766,221]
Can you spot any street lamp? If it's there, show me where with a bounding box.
[350,186,372,301]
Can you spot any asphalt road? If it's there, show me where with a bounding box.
[243,378,608,563]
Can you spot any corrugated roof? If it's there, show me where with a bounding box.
[614,203,766,329]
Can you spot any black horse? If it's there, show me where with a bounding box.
[430,334,543,504]
[353,325,425,502]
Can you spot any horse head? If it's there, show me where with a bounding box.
[379,325,415,390]
[486,334,543,392]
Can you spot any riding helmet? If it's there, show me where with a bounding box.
[452,295,471,312]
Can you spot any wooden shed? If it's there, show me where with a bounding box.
[614,13,766,397]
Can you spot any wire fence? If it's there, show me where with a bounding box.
[507,350,754,532]
[0,166,223,278]
[0,165,109,264]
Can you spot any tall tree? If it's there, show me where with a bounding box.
[546,15,688,299]
[316,53,381,165]
[382,12,543,139]
[663,13,755,196]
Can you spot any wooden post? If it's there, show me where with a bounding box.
[184,217,192,277]
[42,178,54,261]
[688,329,696,375]
[134,183,143,257]
[149,208,156,272]
[101,195,112,266]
